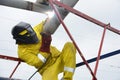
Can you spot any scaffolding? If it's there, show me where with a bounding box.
[0,0,120,80]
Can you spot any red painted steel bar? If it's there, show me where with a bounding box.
[0,54,22,62]
[0,54,22,78]
[53,1,120,35]
[49,0,97,80]
[9,61,21,78]
[92,24,108,80]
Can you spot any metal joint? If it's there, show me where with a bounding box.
[27,2,33,10]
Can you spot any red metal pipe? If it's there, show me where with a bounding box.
[0,54,22,62]
[0,55,22,78]
[92,24,108,80]
[49,0,97,80]
[53,1,120,35]
[9,61,21,78]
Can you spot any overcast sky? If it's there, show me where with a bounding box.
[0,0,120,80]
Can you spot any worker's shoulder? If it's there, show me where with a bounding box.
[33,20,45,33]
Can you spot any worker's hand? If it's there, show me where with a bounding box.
[40,32,52,53]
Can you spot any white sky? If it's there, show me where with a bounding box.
[0,0,120,80]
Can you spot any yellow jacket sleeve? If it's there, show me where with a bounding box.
[33,20,45,33]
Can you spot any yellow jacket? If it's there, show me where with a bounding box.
[17,21,60,74]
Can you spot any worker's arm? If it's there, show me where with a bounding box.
[33,19,47,33]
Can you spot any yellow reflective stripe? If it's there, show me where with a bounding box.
[38,54,46,63]
[64,66,75,73]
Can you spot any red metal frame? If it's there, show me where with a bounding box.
[49,0,97,80]
[9,61,21,78]
[53,0,120,35]
[49,0,120,79]
[92,23,108,80]
[0,0,120,79]
[0,55,22,62]
[0,54,22,78]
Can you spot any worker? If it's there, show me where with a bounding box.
[11,19,76,80]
